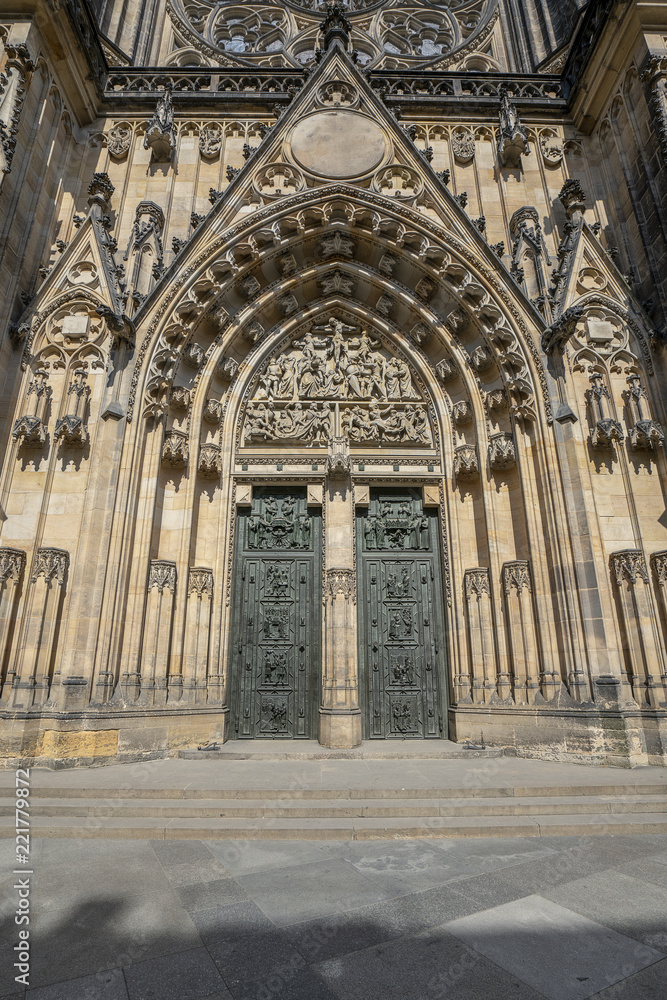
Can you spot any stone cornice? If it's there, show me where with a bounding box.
[101,68,567,117]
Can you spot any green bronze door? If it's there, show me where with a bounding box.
[232,488,321,738]
[357,489,447,738]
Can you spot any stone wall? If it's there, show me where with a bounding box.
[0,0,665,767]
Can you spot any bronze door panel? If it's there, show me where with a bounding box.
[232,489,321,738]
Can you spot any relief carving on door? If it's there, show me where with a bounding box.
[232,489,320,738]
[358,491,447,738]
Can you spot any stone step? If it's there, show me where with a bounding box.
[3,793,667,820]
[5,782,667,801]
[177,745,504,762]
[2,811,667,840]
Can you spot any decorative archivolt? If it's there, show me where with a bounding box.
[128,197,548,494]
[167,0,499,71]
[129,187,548,445]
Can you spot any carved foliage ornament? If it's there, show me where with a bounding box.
[0,547,26,584]
[162,429,189,467]
[198,442,222,478]
[148,559,177,594]
[189,566,213,597]
[611,550,649,587]
[464,567,490,601]
[31,548,69,586]
[454,444,478,480]
[502,560,531,595]
[326,568,356,603]
[651,551,667,586]
[488,432,516,470]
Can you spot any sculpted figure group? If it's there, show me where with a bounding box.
[248,495,311,550]
[244,319,432,446]
[244,402,332,445]
[256,319,419,403]
[363,500,430,551]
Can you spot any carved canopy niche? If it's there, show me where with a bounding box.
[240,314,434,450]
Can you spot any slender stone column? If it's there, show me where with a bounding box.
[464,568,502,702]
[319,476,361,748]
[502,561,546,704]
[138,560,176,706]
[651,551,667,643]
[0,548,26,704]
[611,550,667,708]
[9,549,69,710]
[183,567,214,705]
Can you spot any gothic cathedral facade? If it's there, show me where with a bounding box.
[1,0,666,767]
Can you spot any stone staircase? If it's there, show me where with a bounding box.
[4,781,667,840]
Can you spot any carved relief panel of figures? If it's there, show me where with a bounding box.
[357,490,447,738]
[246,493,312,550]
[361,496,431,552]
[231,489,321,738]
[242,317,433,447]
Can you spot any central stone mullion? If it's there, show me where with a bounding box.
[319,462,362,748]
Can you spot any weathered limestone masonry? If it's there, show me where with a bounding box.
[0,0,666,768]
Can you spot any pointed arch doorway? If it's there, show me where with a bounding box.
[228,300,450,743]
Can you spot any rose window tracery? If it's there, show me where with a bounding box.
[168,0,498,70]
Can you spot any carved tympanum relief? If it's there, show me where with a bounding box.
[242,317,432,447]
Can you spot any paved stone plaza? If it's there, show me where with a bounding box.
[2,756,667,999]
[2,832,667,999]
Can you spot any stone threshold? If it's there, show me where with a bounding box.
[179,738,505,761]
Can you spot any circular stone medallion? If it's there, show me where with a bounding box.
[290,111,386,179]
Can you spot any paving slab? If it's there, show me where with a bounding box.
[315,924,547,1000]
[2,811,667,999]
[122,947,228,1000]
[543,872,667,951]
[588,957,667,998]
[28,887,202,989]
[236,858,389,926]
[203,839,337,876]
[444,895,665,1000]
[24,969,129,1000]
[283,885,478,964]
[190,899,307,995]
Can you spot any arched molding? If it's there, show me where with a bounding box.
[128,186,550,429]
[138,262,538,486]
